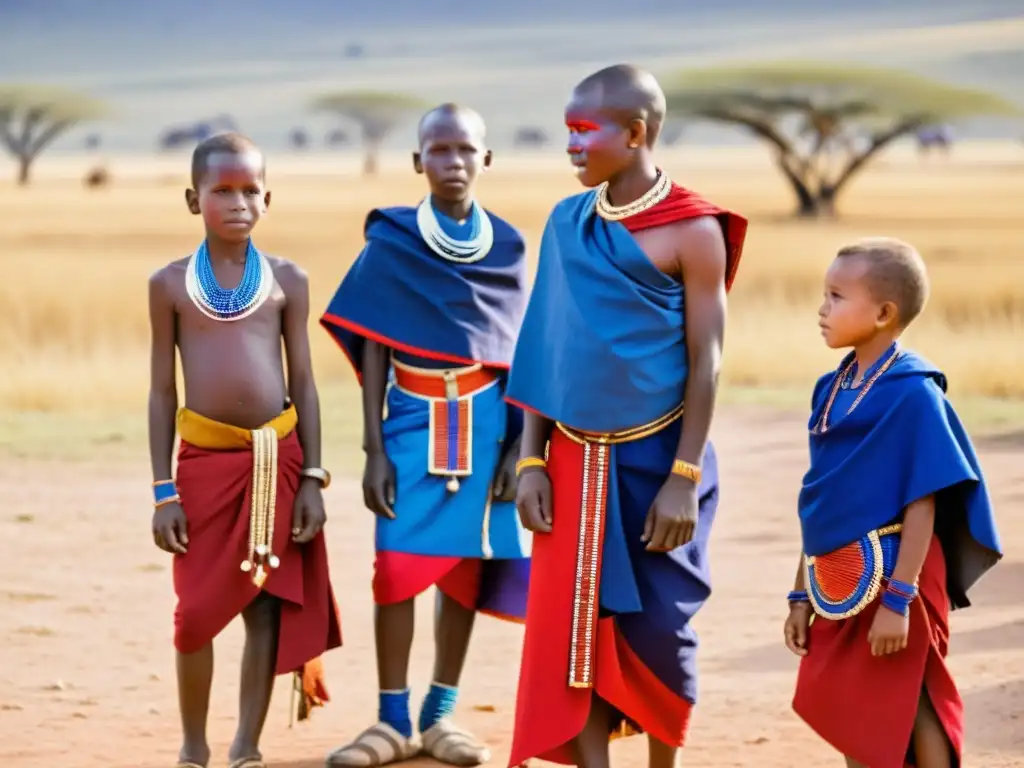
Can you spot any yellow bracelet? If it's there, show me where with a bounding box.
[515,456,547,476]
[671,459,701,484]
[154,494,181,509]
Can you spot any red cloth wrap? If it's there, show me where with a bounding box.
[793,535,962,767]
[172,431,342,680]
[508,429,692,766]
[373,551,481,608]
[508,182,741,766]
[619,182,747,292]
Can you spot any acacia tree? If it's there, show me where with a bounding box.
[663,63,1019,217]
[311,91,427,175]
[0,85,106,186]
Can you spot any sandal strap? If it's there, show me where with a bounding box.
[422,720,490,764]
[327,722,420,766]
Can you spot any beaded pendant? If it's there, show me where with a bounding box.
[185,240,274,322]
[416,197,494,263]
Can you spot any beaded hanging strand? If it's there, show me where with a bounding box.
[185,240,274,322]
[595,169,672,221]
[813,344,902,434]
[416,198,494,263]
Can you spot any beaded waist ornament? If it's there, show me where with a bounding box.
[185,240,274,322]
[804,524,902,620]
[555,403,684,689]
[391,357,498,494]
[240,426,281,587]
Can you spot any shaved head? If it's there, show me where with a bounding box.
[572,64,667,147]
[417,103,487,147]
[190,132,264,188]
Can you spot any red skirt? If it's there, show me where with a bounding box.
[173,431,342,701]
[793,535,962,767]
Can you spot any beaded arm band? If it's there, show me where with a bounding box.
[881,578,919,617]
[515,456,547,476]
[787,590,810,604]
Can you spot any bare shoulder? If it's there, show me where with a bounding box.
[266,254,308,291]
[669,216,726,256]
[148,256,189,298]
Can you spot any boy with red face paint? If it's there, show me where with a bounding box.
[148,133,342,768]
[321,104,531,768]
[504,65,748,768]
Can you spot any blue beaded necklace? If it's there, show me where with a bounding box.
[185,240,273,322]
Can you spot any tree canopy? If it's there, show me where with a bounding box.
[663,62,1020,216]
[311,90,428,175]
[0,85,107,185]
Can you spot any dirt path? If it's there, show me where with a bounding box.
[1,406,1022,768]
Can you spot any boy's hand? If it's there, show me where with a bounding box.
[292,479,326,543]
[516,468,552,533]
[363,450,396,519]
[868,605,909,656]
[491,446,519,502]
[784,602,813,656]
[152,501,189,555]
[642,475,698,552]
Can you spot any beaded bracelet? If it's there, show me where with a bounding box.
[787,590,810,604]
[880,589,913,617]
[153,480,178,505]
[886,578,919,599]
[515,456,547,476]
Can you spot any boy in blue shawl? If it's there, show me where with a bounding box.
[784,238,1002,768]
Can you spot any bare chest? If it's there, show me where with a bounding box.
[629,226,681,279]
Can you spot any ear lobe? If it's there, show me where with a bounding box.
[412,152,423,174]
[629,118,647,150]
[483,150,493,169]
[185,189,201,215]
[877,301,898,327]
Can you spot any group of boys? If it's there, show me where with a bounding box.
[148,64,1002,768]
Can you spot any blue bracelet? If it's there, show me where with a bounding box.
[787,590,809,603]
[887,578,919,599]
[880,588,913,616]
[154,481,178,504]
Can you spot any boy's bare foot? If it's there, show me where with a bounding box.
[177,742,210,768]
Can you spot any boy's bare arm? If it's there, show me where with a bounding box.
[361,340,389,454]
[519,410,552,460]
[148,268,178,482]
[891,495,936,586]
[674,217,728,467]
[279,262,322,469]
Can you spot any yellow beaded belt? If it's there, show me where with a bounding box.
[555,403,684,446]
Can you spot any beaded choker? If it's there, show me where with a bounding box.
[185,240,274,322]
[416,197,494,263]
[595,170,672,221]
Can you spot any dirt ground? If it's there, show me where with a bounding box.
[1,405,1021,768]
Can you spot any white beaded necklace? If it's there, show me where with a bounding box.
[416,197,494,263]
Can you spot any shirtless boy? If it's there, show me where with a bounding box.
[148,133,342,768]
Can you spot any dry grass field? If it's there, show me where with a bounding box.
[1,144,1023,767]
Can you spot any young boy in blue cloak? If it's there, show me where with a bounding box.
[320,104,530,767]
[783,237,1003,768]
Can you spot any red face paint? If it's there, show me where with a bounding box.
[566,119,602,132]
